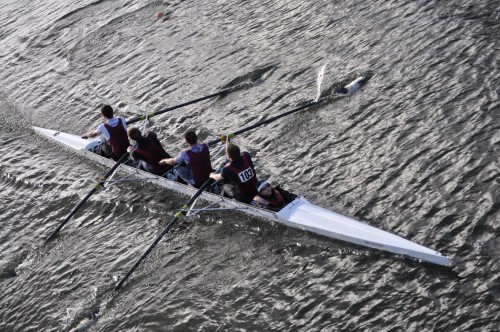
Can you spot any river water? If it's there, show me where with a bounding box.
[1,0,499,331]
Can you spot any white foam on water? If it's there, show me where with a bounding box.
[315,64,328,102]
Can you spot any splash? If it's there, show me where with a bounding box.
[315,64,328,102]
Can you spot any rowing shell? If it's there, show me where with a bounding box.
[33,126,451,266]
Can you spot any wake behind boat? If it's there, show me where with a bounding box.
[33,126,451,266]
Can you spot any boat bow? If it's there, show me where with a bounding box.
[277,197,450,265]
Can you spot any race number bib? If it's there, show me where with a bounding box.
[238,167,254,183]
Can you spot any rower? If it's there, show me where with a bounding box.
[159,131,212,188]
[252,179,297,211]
[209,143,258,203]
[81,105,130,161]
[127,127,173,176]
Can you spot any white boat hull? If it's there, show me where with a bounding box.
[277,198,450,266]
[33,126,451,266]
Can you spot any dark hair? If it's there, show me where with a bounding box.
[101,105,114,119]
[226,143,241,161]
[127,127,142,141]
[184,131,198,145]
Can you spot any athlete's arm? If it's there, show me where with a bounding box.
[81,130,99,139]
[159,157,176,165]
[210,172,224,181]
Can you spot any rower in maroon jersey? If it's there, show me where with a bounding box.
[81,105,130,161]
[126,127,173,176]
[210,143,258,203]
[159,130,212,188]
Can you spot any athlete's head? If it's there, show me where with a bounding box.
[226,143,241,161]
[184,131,198,145]
[101,105,114,119]
[127,127,142,142]
[256,180,271,194]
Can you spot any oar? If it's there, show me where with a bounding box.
[126,82,250,125]
[113,99,321,288]
[69,180,216,329]
[203,75,370,145]
[206,98,322,146]
[114,79,357,289]
[114,178,215,291]
[43,81,247,244]
[44,152,130,244]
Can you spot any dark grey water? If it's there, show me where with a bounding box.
[1,0,499,331]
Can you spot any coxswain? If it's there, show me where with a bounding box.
[252,179,297,211]
[127,127,173,176]
[81,105,129,161]
[209,143,258,203]
[159,131,212,188]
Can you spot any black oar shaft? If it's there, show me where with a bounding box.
[44,152,129,244]
[114,216,177,291]
[44,188,98,243]
[115,178,215,291]
[48,80,250,242]
[207,99,318,146]
[114,93,323,290]
[114,96,323,290]
[126,84,246,125]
